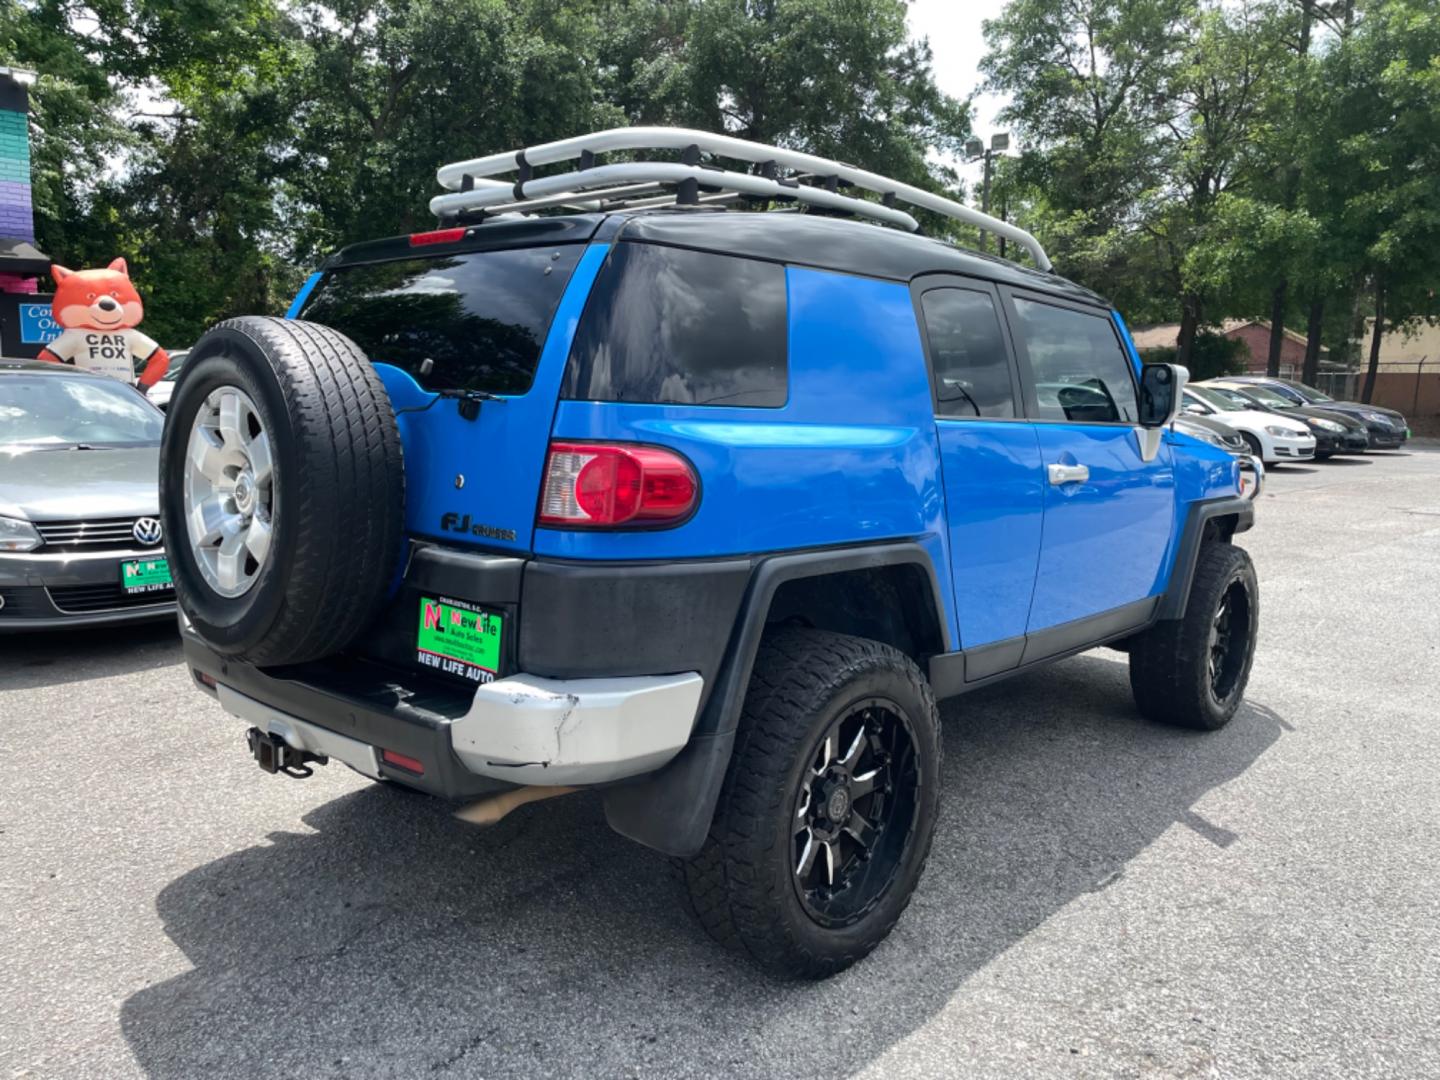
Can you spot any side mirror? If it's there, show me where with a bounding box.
[1139,363,1188,427]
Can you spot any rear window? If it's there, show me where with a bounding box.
[563,242,787,407]
[298,246,582,395]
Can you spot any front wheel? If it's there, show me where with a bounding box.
[1240,431,1265,461]
[1129,541,1259,730]
[679,629,942,979]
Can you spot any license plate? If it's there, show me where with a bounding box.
[120,557,173,595]
[416,595,502,683]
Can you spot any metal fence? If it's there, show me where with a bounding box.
[1314,371,1361,401]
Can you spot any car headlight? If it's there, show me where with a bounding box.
[1311,418,1344,433]
[1187,428,1228,449]
[1264,425,1298,437]
[0,515,43,553]
[1361,411,1392,424]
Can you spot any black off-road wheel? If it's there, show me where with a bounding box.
[1129,541,1259,731]
[679,629,942,979]
[160,317,404,666]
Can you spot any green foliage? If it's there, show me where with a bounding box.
[1,0,971,346]
[986,0,1439,366]
[2,0,1436,361]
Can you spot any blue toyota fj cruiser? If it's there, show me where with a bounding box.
[162,129,1259,978]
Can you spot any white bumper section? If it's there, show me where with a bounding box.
[215,672,704,788]
[452,672,704,785]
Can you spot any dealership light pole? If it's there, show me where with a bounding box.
[964,132,1010,254]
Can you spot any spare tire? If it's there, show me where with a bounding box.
[160,317,405,666]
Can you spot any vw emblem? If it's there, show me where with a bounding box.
[133,517,164,546]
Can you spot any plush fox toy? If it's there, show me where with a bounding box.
[37,258,169,388]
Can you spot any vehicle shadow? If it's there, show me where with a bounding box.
[1318,456,1375,466]
[119,653,1285,1079]
[0,619,180,691]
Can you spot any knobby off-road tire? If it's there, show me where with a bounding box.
[1129,541,1259,731]
[679,629,942,979]
[160,317,404,666]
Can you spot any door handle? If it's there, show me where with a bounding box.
[1047,463,1090,486]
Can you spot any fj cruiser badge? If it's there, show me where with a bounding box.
[440,512,517,542]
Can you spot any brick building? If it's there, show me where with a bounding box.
[1128,319,1327,378]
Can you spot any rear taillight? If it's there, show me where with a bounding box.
[381,748,425,775]
[408,227,466,246]
[538,442,698,528]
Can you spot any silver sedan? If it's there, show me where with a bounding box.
[0,359,175,630]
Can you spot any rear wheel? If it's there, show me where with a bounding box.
[679,629,941,978]
[160,317,404,666]
[1129,542,1258,730]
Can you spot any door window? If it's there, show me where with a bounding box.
[919,288,1015,418]
[1013,298,1138,424]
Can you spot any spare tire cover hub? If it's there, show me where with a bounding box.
[183,385,275,599]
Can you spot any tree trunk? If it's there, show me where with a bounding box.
[1361,280,1384,404]
[1176,296,1202,370]
[1301,293,1325,384]
[1266,280,1288,376]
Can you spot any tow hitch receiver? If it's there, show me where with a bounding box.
[246,727,328,778]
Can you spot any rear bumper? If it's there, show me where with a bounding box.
[186,628,704,793]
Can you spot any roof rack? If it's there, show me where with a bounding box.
[430,127,1052,272]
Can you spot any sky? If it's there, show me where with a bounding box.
[905,0,1013,189]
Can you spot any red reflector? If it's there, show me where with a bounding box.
[409,227,466,247]
[539,442,698,528]
[193,669,217,688]
[381,749,425,775]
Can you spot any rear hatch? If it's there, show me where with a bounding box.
[288,218,605,689]
[293,216,604,556]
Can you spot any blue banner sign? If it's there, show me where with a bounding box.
[19,302,61,345]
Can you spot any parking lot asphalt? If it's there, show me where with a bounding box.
[3,445,1439,1080]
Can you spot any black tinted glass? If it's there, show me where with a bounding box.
[1014,299,1138,423]
[563,242,787,407]
[299,247,582,395]
[920,288,1015,418]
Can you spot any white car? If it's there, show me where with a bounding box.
[1182,385,1315,464]
[143,349,187,410]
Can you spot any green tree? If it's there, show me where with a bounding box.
[1314,0,1440,400]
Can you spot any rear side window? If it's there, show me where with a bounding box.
[1013,298,1138,423]
[563,242,787,407]
[298,246,582,395]
[919,288,1015,418]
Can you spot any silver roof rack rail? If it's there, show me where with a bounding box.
[430,126,1052,272]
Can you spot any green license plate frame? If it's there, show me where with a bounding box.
[120,557,173,595]
[415,595,503,683]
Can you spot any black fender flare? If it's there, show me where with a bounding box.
[603,541,951,857]
[1157,496,1255,621]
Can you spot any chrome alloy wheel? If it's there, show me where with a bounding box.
[183,386,274,598]
[791,698,920,928]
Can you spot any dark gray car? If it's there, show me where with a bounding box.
[0,359,175,629]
